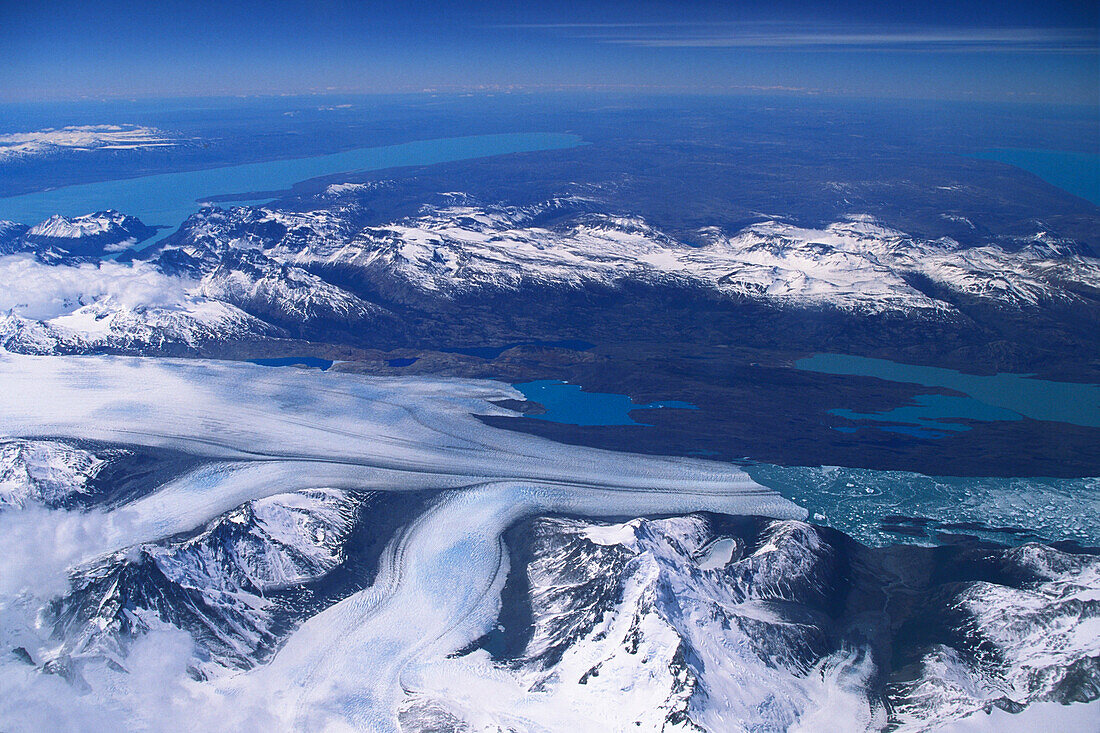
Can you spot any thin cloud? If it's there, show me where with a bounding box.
[504,22,1098,54]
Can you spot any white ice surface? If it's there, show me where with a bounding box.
[941,699,1100,733]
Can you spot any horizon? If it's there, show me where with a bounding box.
[2,0,1097,106]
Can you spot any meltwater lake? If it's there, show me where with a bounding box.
[797,353,1100,436]
[514,380,696,426]
[0,132,584,231]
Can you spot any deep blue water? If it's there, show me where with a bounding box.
[387,357,419,367]
[797,353,1100,433]
[0,132,584,230]
[247,357,333,370]
[972,148,1100,206]
[514,380,696,426]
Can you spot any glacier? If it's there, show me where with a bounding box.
[0,351,798,731]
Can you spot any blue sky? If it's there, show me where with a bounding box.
[1,0,1096,104]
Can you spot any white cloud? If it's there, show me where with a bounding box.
[0,255,194,321]
[506,22,1097,54]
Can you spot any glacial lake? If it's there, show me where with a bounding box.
[796,353,1100,436]
[514,380,696,426]
[746,463,1100,548]
[972,147,1100,206]
[0,132,584,232]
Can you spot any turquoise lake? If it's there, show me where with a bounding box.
[829,393,1022,439]
[514,380,696,426]
[796,353,1100,431]
[0,132,584,230]
[972,147,1100,206]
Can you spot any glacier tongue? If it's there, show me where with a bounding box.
[0,352,1094,731]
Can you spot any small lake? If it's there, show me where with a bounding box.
[972,148,1100,206]
[796,353,1100,434]
[0,132,584,231]
[514,380,696,426]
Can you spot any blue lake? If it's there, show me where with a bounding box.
[0,132,584,231]
[796,353,1100,435]
[972,148,1100,206]
[514,380,696,426]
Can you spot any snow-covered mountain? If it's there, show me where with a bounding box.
[46,489,360,676]
[409,514,878,732]
[0,256,280,354]
[0,125,176,162]
[408,513,1100,732]
[891,542,1100,730]
[152,199,1100,315]
[0,440,109,509]
[1,197,1097,355]
[2,211,157,259]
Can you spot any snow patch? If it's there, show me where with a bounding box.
[0,125,177,161]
